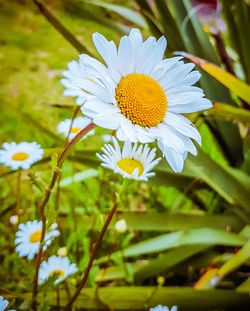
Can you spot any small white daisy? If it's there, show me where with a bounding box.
[102,134,113,143]
[97,137,161,181]
[57,116,95,141]
[62,29,212,173]
[0,296,9,311]
[115,219,127,232]
[150,305,177,311]
[39,255,78,285]
[0,142,43,170]
[9,215,19,225]
[15,221,60,260]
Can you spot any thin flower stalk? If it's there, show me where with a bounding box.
[64,179,128,310]
[31,122,95,311]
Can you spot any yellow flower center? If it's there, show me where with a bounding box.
[117,158,144,176]
[70,127,81,134]
[12,152,29,161]
[29,230,42,243]
[115,73,167,127]
[50,269,65,278]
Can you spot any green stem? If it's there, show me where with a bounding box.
[64,178,128,310]
[31,122,96,311]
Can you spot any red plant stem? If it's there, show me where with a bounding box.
[64,195,119,310]
[16,168,22,211]
[31,122,95,311]
[212,32,236,76]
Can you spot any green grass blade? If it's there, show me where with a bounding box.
[58,212,244,232]
[17,287,250,309]
[208,103,250,125]
[185,149,250,212]
[83,0,148,29]
[33,0,92,54]
[134,245,209,282]
[95,228,247,263]
[218,239,250,277]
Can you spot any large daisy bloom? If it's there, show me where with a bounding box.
[0,142,43,170]
[39,255,78,285]
[150,306,177,311]
[62,29,212,173]
[15,221,60,260]
[57,116,95,140]
[96,137,161,181]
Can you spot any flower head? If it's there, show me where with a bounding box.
[0,296,9,311]
[150,305,177,311]
[15,221,59,260]
[39,255,78,285]
[57,116,95,140]
[0,142,43,170]
[62,29,211,173]
[115,219,127,233]
[9,215,19,225]
[97,137,161,181]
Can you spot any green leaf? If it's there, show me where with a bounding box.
[58,212,244,232]
[95,228,247,264]
[185,149,250,212]
[218,240,250,277]
[182,0,218,63]
[33,0,92,54]
[154,0,185,51]
[177,52,250,105]
[208,103,250,125]
[83,0,148,29]
[237,278,250,293]
[134,245,209,282]
[18,287,250,309]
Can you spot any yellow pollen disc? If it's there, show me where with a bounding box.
[70,127,81,134]
[29,230,42,243]
[117,158,144,176]
[12,152,29,161]
[50,269,65,278]
[115,73,167,127]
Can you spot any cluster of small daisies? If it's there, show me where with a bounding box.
[14,220,77,285]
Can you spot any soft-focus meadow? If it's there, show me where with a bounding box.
[0,0,250,310]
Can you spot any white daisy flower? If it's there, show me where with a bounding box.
[57,116,95,141]
[9,215,19,225]
[0,296,9,311]
[150,305,177,311]
[39,255,78,285]
[115,219,127,232]
[0,142,43,170]
[61,29,212,173]
[97,137,161,181]
[15,221,60,260]
[102,134,113,143]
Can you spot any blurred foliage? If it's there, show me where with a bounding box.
[0,0,250,310]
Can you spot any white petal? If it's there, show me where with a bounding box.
[93,113,121,130]
[164,112,201,144]
[73,79,112,103]
[82,99,119,119]
[168,98,212,113]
